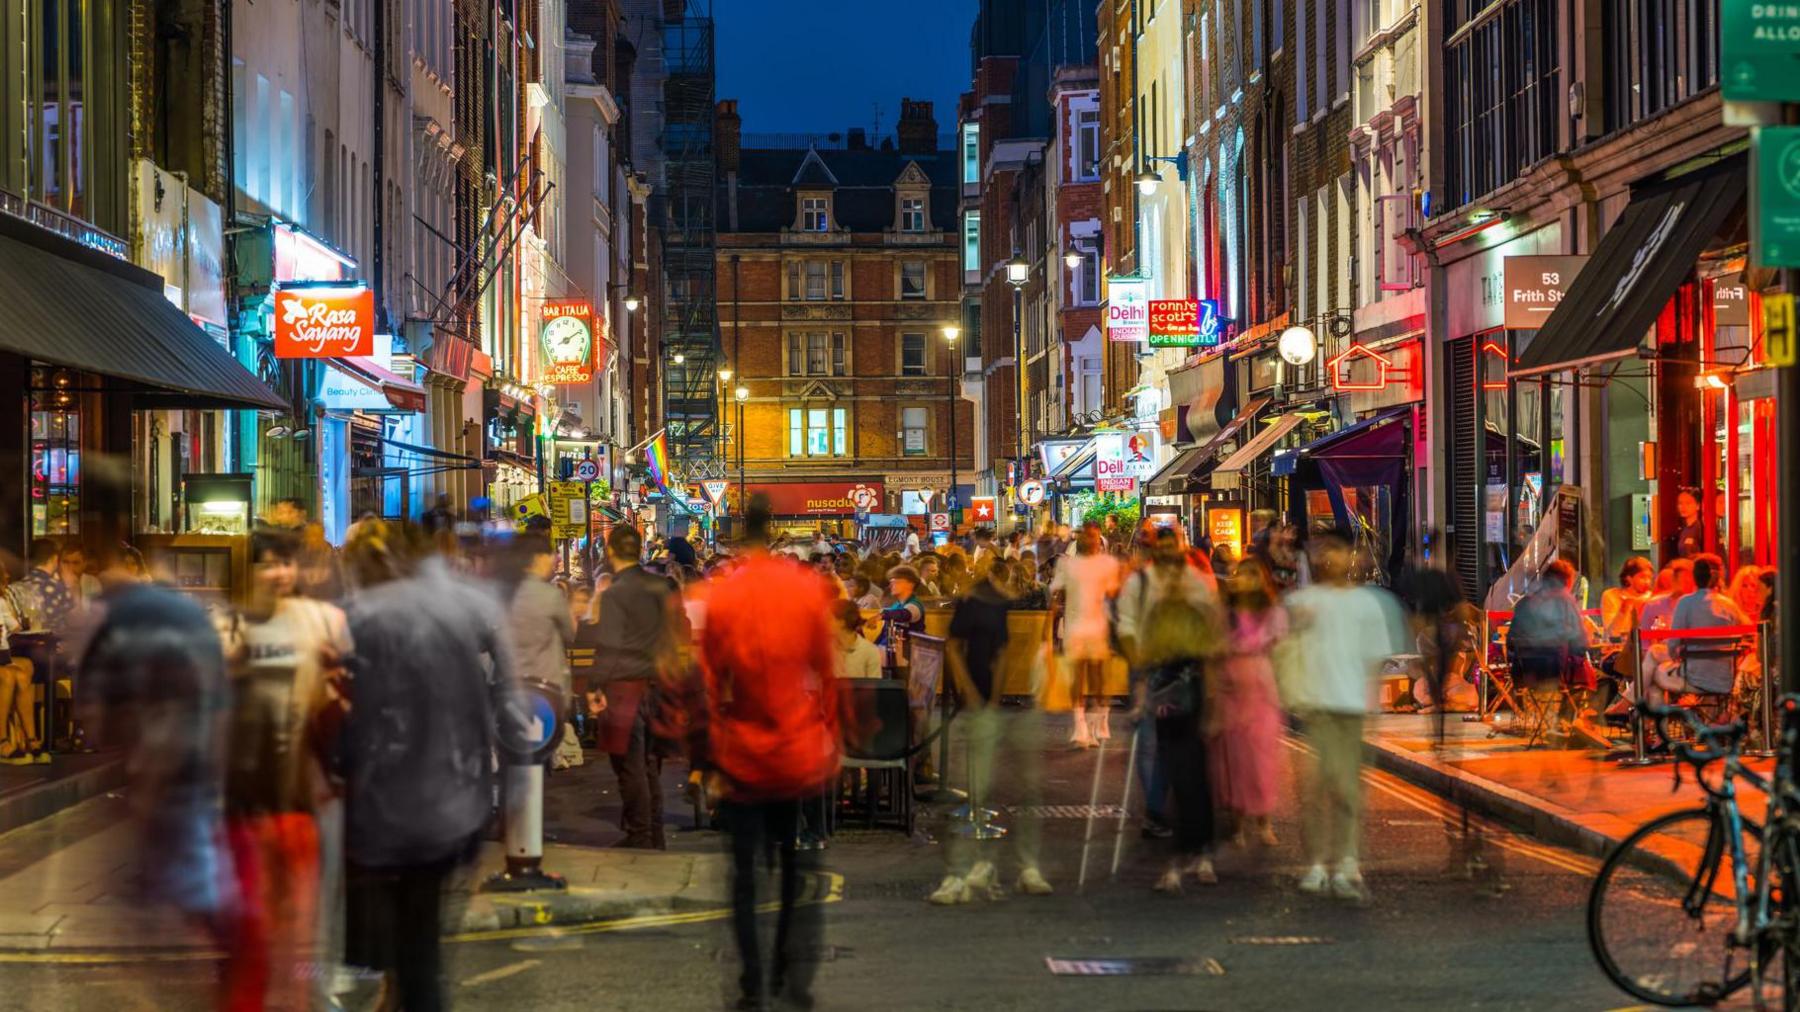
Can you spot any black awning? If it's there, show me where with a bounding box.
[1511,156,1744,379]
[0,212,284,410]
[1145,394,1268,496]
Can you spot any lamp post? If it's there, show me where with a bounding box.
[735,385,749,520]
[1007,255,1030,509]
[943,325,960,524]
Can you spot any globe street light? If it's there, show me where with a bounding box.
[1278,325,1318,366]
[718,367,733,382]
[624,294,640,313]
[1135,169,1160,195]
[1064,248,1081,269]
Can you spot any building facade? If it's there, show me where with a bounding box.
[714,103,967,535]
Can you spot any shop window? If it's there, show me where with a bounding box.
[901,260,927,300]
[901,333,926,376]
[788,406,847,457]
[902,406,929,456]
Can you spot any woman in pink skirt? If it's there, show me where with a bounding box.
[1208,557,1287,847]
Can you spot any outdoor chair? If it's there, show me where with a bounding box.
[839,679,914,835]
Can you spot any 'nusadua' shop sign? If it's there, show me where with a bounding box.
[1724,1,1800,102]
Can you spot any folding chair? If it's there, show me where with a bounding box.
[1673,633,1755,730]
[839,679,914,835]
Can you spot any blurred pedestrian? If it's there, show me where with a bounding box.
[698,498,841,1011]
[342,528,529,1012]
[1393,535,1468,745]
[1128,538,1226,893]
[504,529,576,711]
[1283,533,1407,902]
[1507,559,1593,734]
[77,556,237,1004]
[1050,522,1124,748]
[1210,558,1286,848]
[592,525,684,849]
[1114,527,1216,841]
[222,529,353,1011]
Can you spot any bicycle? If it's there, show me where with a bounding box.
[1588,697,1800,1009]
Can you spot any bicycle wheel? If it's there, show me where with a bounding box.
[1589,806,1760,1006]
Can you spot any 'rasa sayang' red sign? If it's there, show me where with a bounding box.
[273,285,374,358]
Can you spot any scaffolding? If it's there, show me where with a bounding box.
[657,2,719,474]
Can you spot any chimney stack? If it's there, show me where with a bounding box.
[847,127,867,151]
[715,99,741,174]
[897,99,937,154]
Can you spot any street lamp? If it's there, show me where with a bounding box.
[718,367,733,383]
[623,294,640,313]
[1063,247,1081,270]
[1007,255,1029,504]
[1278,325,1318,366]
[1134,169,1160,195]
[943,325,961,526]
[672,351,685,365]
[734,385,749,518]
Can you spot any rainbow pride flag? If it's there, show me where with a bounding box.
[644,432,671,489]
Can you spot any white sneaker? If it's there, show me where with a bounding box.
[1297,864,1330,894]
[1153,866,1184,894]
[1190,857,1218,885]
[965,860,1000,897]
[928,875,971,905]
[1016,866,1054,896]
[1330,871,1369,903]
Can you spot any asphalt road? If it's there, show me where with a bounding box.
[0,726,1677,1011]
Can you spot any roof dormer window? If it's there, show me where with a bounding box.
[900,197,926,233]
[801,196,831,232]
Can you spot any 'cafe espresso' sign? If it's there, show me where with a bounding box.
[539,300,597,385]
[273,285,374,358]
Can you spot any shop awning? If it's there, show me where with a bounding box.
[0,212,284,410]
[1049,439,1098,485]
[331,356,428,412]
[1210,414,1307,491]
[1271,406,1410,477]
[1511,156,1745,379]
[1145,395,1268,496]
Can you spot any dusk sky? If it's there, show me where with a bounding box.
[713,0,979,139]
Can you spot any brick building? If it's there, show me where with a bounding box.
[714,100,967,534]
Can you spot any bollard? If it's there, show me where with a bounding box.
[483,678,568,893]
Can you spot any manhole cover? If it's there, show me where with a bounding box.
[1045,956,1224,976]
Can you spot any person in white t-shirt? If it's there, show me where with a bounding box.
[1282,533,1406,903]
[1049,522,1124,747]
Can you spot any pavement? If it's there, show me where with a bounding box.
[0,752,729,954]
[1362,710,1764,878]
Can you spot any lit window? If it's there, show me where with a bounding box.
[901,333,926,376]
[902,406,929,456]
[963,212,981,272]
[901,197,926,232]
[789,407,848,457]
[801,196,830,231]
[961,123,979,185]
[1076,109,1100,181]
[901,261,926,300]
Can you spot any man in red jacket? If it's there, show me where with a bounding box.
[700,497,841,1011]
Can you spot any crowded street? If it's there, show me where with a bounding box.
[3,0,1800,1008]
[0,720,1635,1012]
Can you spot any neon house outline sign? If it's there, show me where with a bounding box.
[1327,343,1415,392]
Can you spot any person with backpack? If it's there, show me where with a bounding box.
[697,496,842,1011]
[1113,527,1216,840]
[342,527,529,1011]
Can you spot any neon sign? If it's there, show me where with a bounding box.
[1328,343,1413,392]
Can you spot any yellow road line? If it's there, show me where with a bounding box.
[0,872,848,966]
[459,957,541,987]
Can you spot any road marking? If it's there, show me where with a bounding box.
[459,958,540,987]
[0,872,848,965]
